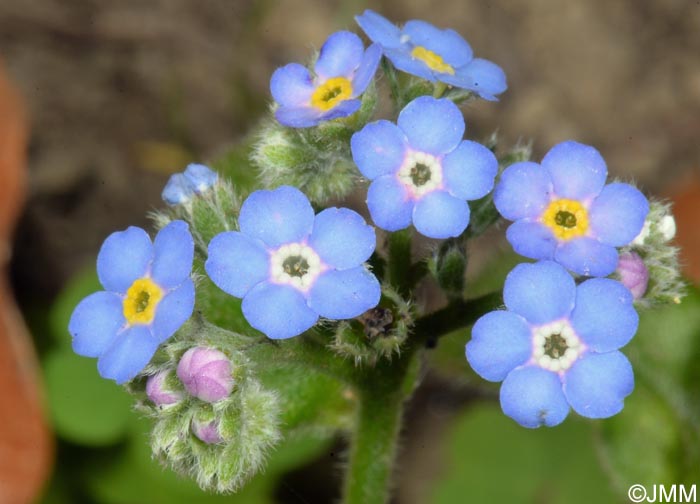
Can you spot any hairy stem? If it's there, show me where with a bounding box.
[388,228,413,297]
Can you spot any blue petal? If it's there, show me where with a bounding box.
[69,291,125,358]
[97,325,159,384]
[564,351,634,419]
[494,161,552,221]
[308,266,381,319]
[315,31,364,80]
[412,190,470,239]
[318,98,363,121]
[238,186,315,248]
[571,278,638,352]
[442,140,498,200]
[397,96,464,155]
[183,164,218,192]
[441,58,508,100]
[97,226,153,293]
[383,48,436,81]
[151,220,194,289]
[503,261,575,325]
[275,105,324,128]
[242,282,318,339]
[162,174,194,206]
[351,120,407,180]
[351,43,382,96]
[402,20,473,67]
[309,208,376,270]
[205,231,270,298]
[589,183,649,247]
[366,175,414,232]
[355,10,402,48]
[466,311,532,382]
[554,237,619,277]
[152,279,195,343]
[506,220,557,260]
[270,63,314,108]
[541,141,607,200]
[500,366,569,428]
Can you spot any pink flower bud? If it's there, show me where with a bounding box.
[192,418,223,444]
[617,252,649,300]
[146,370,183,406]
[176,347,234,403]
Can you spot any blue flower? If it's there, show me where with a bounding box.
[355,10,507,100]
[270,31,381,128]
[494,140,649,277]
[351,96,497,239]
[69,221,195,384]
[162,164,219,206]
[466,261,638,428]
[205,186,381,339]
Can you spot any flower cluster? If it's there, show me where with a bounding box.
[162,164,218,206]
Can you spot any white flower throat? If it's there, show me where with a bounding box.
[398,150,443,197]
[531,320,583,372]
[270,243,323,290]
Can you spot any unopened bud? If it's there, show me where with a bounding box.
[146,370,183,406]
[177,347,234,403]
[616,252,649,300]
[192,417,223,444]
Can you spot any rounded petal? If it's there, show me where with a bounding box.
[442,140,498,200]
[441,58,508,100]
[412,190,470,239]
[97,226,153,293]
[318,98,362,121]
[542,141,607,200]
[183,164,218,192]
[275,106,323,128]
[397,96,464,155]
[500,366,570,428]
[309,208,376,270]
[494,161,552,221]
[383,48,436,81]
[205,231,270,298]
[589,183,649,246]
[351,120,407,180]
[239,186,315,248]
[151,220,194,289]
[350,43,382,95]
[466,311,532,382]
[564,351,634,419]
[308,266,381,319]
[571,278,638,352]
[69,291,125,358]
[506,220,557,260]
[554,237,619,277]
[366,175,413,232]
[315,31,364,80]
[97,325,159,384]
[402,20,473,67]
[355,10,402,48]
[162,174,194,206]
[242,282,318,339]
[504,261,575,325]
[152,279,195,343]
[270,63,314,108]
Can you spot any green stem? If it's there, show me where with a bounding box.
[381,57,402,111]
[388,229,413,297]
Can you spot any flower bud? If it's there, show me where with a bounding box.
[146,370,183,406]
[616,252,649,300]
[162,173,194,206]
[183,163,218,193]
[177,347,234,403]
[191,417,223,444]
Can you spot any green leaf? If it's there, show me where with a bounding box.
[431,404,617,504]
[43,349,133,445]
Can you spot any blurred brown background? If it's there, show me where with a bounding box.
[1,0,698,502]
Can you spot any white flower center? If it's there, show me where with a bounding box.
[397,150,443,197]
[269,243,323,291]
[531,320,583,372]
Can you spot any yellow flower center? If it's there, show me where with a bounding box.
[411,46,455,75]
[541,199,589,240]
[310,77,353,111]
[123,278,163,325]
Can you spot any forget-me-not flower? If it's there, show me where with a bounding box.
[162,164,219,206]
[205,186,381,339]
[69,221,195,383]
[270,31,381,128]
[494,140,649,277]
[355,10,507,100]
[466,260,638,428]
[351,96,498,239]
